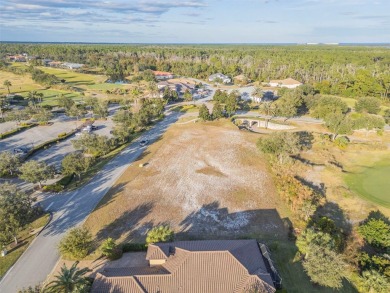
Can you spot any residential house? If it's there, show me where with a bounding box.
[48,61,63,68]
[269,78,302,89]
[153,71,174,80]
[91,239,280,293]
[209,73,232,84]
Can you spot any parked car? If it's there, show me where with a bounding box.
[140,140,148,146]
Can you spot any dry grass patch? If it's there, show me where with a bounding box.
[85,120,289,246]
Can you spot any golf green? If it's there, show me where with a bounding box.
[345,162,390,207]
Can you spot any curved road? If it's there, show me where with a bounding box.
[0,110,182,292]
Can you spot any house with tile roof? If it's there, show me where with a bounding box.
[91,240,279,293]
[153,71,174,80]
[269,78,302,89]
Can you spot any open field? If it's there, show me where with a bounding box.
[0,70,43,95]
[84,120,290,244]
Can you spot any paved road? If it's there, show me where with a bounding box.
[0,110,182,292]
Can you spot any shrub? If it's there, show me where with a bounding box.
[122,243,147,252]
[355,97,381,114]
[334,136,349,149]
[42,184,64,193]
[358,218,390,249]
[146,225,174,245]
[100,238,122,260]
[59,227,92,260]
[57,132,67,138]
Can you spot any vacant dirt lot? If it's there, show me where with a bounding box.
[85,120,289,245]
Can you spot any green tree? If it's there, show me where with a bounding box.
[358,218,390,249]
[93,101,109,119]
[58,94,75,111]
[324,112,353,140]
[67,105,86,121]
[0,183,34,245]
[198,104,211,121]
[276,90,302,120]
[3,80,12,94]
[0,95,7,119]
[225,93,237,116]
[45,261,91,293]
[311,96,348,119]
[58,227,93,260]
[33,107,52,124]
[361,270,389,293]
[296,228,336,255]
[72,133,114,156]
[355,97,381,114]
[19,160,54,188]
[0,151,21,176]
[100,238,122,260]
[146,225,174,245]
[183,89,193,101]
[256,132,301,163]
[384,109,390,124]
[302,244,346,289]
[212,102,224,119]
[62,153,93,180]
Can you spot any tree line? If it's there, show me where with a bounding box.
[1,43,389,99]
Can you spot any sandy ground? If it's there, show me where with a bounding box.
[85,120,289,244]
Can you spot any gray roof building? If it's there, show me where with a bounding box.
[92,240,277,293]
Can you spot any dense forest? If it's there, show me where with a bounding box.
[0,43,389,99]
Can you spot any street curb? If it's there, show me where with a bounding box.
[36,212,53,237]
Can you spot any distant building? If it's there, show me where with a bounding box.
[209,73,231,84]
[91,239,279,293]
[62,62,84,70]
[157,81,170,89]
[153,71,174,80]
[269,78,302,89]
[8,55,26,62]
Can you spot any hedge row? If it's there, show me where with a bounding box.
[122,243,147,252]
[0,123,37,139]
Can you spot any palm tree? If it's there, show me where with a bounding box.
[27,91,43,108]
[44,261,91,293]
[3,80,12,94]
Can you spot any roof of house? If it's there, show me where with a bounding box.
[269,78,302,85]
[92,240,276,293]
[152,71,173,76]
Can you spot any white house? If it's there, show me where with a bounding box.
[269,78,302,89]
[209,73,231,84]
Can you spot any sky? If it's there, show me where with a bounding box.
[0,0,389,43]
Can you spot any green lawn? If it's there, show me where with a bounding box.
[0,213,50,278]
[87,83,124,90]
[344,158,390,207]
[37,67,104,87]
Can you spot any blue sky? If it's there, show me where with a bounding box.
[0,0,389,43]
